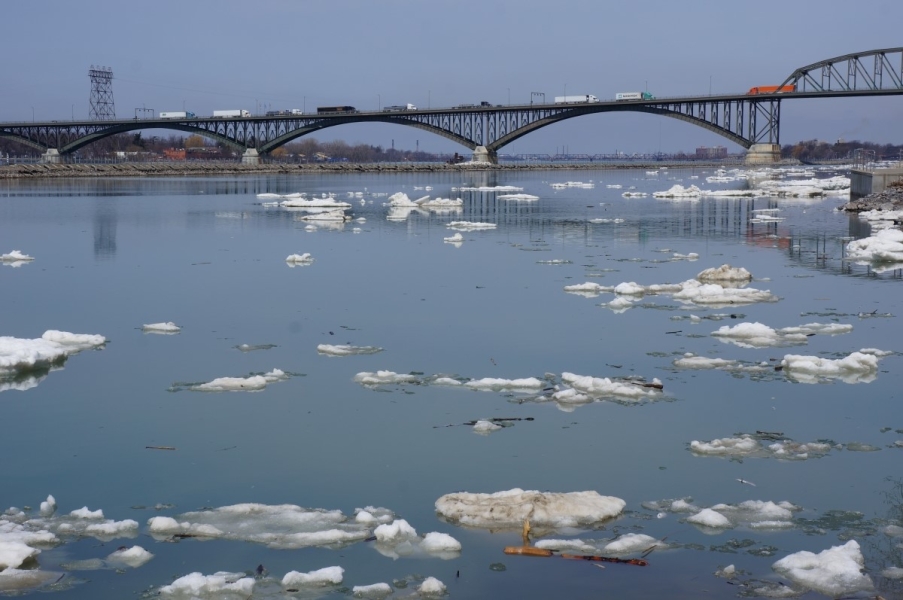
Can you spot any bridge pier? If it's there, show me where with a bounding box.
[472,146,498,165]
[241,148,260,165]
[41,149,61,164]
[744,143,781,165]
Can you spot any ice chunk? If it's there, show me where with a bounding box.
[420,532,461,553]
[443,233,464,244]
[534,538,599,553]
[354,371,419,386]
[464,377,544,391]
[0,250,34,262]
[0,540,39,570]
[106,545,154,568]
[686,508,731,529]
[498,194,539,201]
[374,519,419,543]
[0,337,72,376]
[159,571,255,598]
[435,489,625,529]
[352,582,393,598]
[845,228,903,264]
[387,192,419,207]
[672,279,776,306]
[70,507,104,519]
[148,503,378,549]
[281,198,351,208]
[191,369,288,392]
[281,566,344,587]
[317,344,383,357]
[603,533,665,555]
[285,253,314,265]
[690,436,760,456]
[40,330,106,350]
[419,577,446,595]
[772,540,873,597]
[697,264,753,282]
[0,569,63,593]
[673,353,737,369]
[653,184,701,199]
[446,221,497,231]
[559,372,661,402]
[473,420,502,434]
[39,495,56,517]
[883,566,903,579]
[781,352,880,384]
[142,322,181,334]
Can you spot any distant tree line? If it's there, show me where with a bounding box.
[781,139,903,162]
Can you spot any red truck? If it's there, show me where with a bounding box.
[747,85,796,95]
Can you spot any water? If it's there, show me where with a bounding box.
[1,168,902,598]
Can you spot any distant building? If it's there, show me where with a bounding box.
[163,148,186,160]
[695,145,727,159]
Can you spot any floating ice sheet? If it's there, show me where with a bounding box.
[282,566,344,587]
[781,351,883,384]
[498,193,539,201]
[317,344,383,357]
[550,182,594,189]
[697,264,753,282]
[0,331,106,391]
[446,221,497,231]
[148,503,389,549]
[371,519,461,560]
[565,276,775,308]
[0,250,34,263]
[689,433,834,461]
[286,253,314,266]
[142,322,181,334]
[352,582,393,599]
[772,540,873,597]
[281,198,351,208]
[653,184,701,199]
[536,533,666,556]
[845,228,903,265]
[711,321,852,348]
[180,369,289,392]
[452,185,523,192]
[647,497,798,533]
[158,571,255,598]
[435,489,625,529]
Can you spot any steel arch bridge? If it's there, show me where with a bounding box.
[2,47,902,163]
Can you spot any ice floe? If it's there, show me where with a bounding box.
[711,321,852,348]
[282,566,344,587]
[299,210,351,222]
[352,582,393,599]
[565,276,776,308]
[498,193,539,201]
[159,571,255,598]
[621,192,648,198]
[551,181,594,189]
[281,198,351,209]
[845,228,903,265]
[443,232,464,246]
[451,185,523,192]
[0,250,34,265]
[464,377,544,391]
[419,576,446,595]
[772,540,873,597]
[142,322,181,334]
[435,489,625,529]
[653,185,701,199]
[148,503,393,549]
[371,519,461,560]
[317,344,383,357]
[0,331,106,390]
[535,533,666,556]
[646,497,798,532]
[473,420,502,434]
[446,221,497,231]
[551,372,662,404]
[353,370,419,386]
[781,351,883,384]
[689,433,834,461]
[285,253,314,266]
[183,369,289,392]
[696,264,753,282]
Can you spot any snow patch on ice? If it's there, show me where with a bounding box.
[772,540,873,597]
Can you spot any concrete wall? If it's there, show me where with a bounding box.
[850,167,903,198]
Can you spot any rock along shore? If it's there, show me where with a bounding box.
[0,160,740,180]
[840,182,903,212]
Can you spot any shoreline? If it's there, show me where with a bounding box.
[0,160,745,179]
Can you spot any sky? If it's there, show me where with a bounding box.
[2,0,902,155]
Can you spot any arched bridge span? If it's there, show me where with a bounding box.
[1,47,900,163]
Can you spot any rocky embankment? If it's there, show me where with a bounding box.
[0,160,740,179]
[840,181,903,212]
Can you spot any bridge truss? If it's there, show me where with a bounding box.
[1,47,900,161]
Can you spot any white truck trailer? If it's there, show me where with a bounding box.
[160,111,195,119]
[213,109,251,118]
[554,95,599,103]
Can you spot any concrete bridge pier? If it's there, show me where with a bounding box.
[744,143,781,165]
[472,146,498,165]
[41,149,61,164]
[241,148,260,165]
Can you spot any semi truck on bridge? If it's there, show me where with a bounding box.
[615,92,655,101]
[747,85,796,95]
[213,109,251,118]
[554,95,599,103]
[160,111,196,119]
[383,104,417,112]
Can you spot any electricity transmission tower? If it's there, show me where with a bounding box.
[88,66,116,120]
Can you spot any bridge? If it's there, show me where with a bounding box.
[2,47,902,165]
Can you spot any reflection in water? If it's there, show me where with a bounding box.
[866,477,903,597]
[93,199,117,259]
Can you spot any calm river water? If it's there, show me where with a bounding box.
[1,167,901,599]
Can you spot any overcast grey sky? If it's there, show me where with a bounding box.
[3,0,902,154]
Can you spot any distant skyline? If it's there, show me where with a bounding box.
[2,0,902,155]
